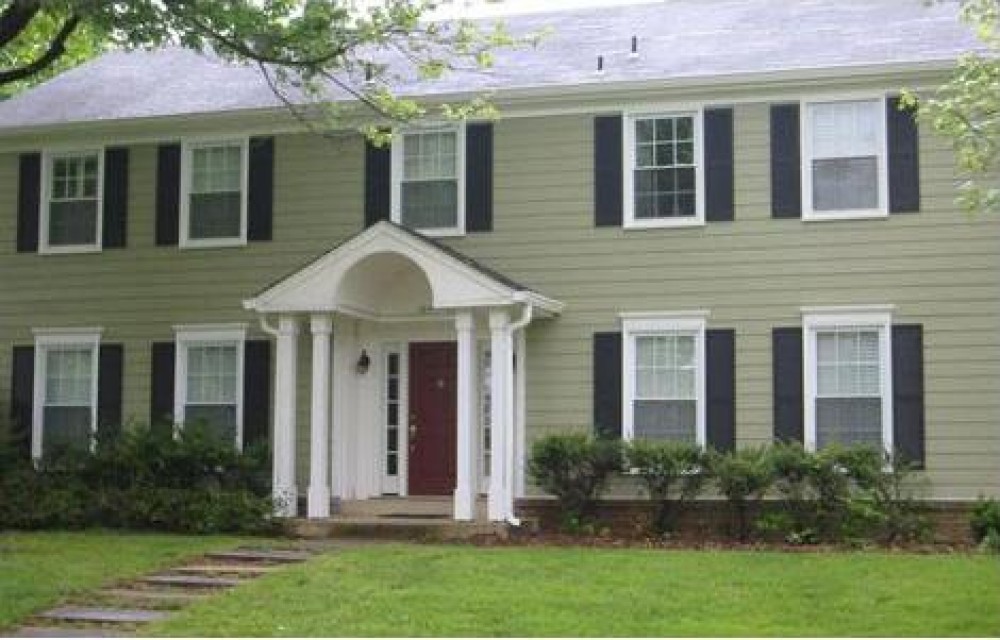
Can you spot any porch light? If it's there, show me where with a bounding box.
[356,349,371,375]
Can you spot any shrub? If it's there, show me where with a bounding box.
[626,440,707,534]
[971,497,1000,552]
[528,433,622,531]
[709,446,775,542]
[0,423,277,534]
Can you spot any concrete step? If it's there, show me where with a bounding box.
[39,606,168,624]
[288,517,508,541]
[11,626,130,637]
[140,574,241,589]
[173,564,275,576]
[206,549,312,564]
[98,587,209,605]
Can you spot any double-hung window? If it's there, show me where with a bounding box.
[32,330,101,458]
[803,98,887,219]
[175,326,245,446]
[623,316,706,444]
[181,140,248,247]
[625,112,704,228]
[42,151,102,252]
[392,126,465,235]
[804,310,893,452]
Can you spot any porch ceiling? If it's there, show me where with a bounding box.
[243,222,563,318]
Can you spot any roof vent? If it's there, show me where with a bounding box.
[629,35,639,59]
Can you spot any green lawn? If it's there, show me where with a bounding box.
[0,530,245,630]
[151,544,1000,637]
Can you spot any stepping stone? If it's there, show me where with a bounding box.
[100,587,209,603]
[174,564,275,575]
[141,574,241,589]
[39,606,168,624]
[12,626,129,637]
[207,549,312,563]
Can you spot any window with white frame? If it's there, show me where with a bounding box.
[182,141,247,246]
[804,311,893,452]
[392,126,464,234]
[623,316,706,444]
[175,326,245,446]
[625,112,703,227]
[384,350,401,479]
[804,98,886,218]
[32,330,101,457]
[42,151,102,251]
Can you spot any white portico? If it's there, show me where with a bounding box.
[243,222,562,522]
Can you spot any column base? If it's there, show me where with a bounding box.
[307,485,331,519]
[273,485,298,518]
[453,487,475,521]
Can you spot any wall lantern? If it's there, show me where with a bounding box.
[356,349,371,375]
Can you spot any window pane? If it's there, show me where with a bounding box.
[187,344,238,403]
[816,397,882,449]
[190,192,242,239]
[634,399,696,441]
[49,200,98,246]
[811,100,879,159]
[43,406,92,453]
[813,157,878,211]
[185,404,237,443]
[46,348,93,404]
[401,181,458,228]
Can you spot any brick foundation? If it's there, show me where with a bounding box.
[516,498,977,545]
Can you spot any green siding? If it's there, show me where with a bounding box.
[1,98,997,500]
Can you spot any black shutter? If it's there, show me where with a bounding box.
[17,153,40,253]
[102,147,129,249]
[156,144,181,246]
[706,329,735,451]
[594,115,623,227]
[150,342,176,434]
[887,96,921,214]
[243,340,271,450]
[770,104,802,219]
[9,346,34,458]
[465,122,494,232]
[248,136,275,241]
[892,324,925,468]
[364,140,391,227]
[97,344,124,446]
[593,332,622,438]
[772,327,804,443]
[704,108,735,222]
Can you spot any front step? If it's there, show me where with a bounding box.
[98,588,210,605]
[173,564,275,577]
[38,606,169,624]
[140,574,242,589]
[11,626,130,637]
[206,549,312,564]
[288,517,508,541]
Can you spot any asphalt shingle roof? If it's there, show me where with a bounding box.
[0,0,978,131]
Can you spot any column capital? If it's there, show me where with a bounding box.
[454,311,475,332]
[489,308,510,330]
[310,314,333,335]
[278,315,300,336]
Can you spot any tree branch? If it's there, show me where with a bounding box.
[0,14,80,85]
[0,0,41,50]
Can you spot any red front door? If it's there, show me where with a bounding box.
[408,342,457,496]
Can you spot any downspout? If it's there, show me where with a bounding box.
[504,298,534,526]
[259,315,280,337]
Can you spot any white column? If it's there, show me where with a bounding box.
[272,316,299,517]
[308,315,332,519]
[454,312,477,521]
[488,309,510,521]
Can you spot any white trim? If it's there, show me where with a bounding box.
[179,137,249,249]
[390,123,467,237]
[380,343,405,495]
[802,310,894,454]
[39,148,104,254]
[173,324,247,449]
[800,94,889,221]
[622,107,705,229]
[621,315,707,447]
[619,310,711,321]
[800,304,896,316]
[31,328,102,460]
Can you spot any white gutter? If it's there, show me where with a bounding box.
[502,297,534,526]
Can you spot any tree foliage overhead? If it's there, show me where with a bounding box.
[904,0,1000,214]
[0,1,536,129]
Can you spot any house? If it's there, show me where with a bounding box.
[0,0,996,524]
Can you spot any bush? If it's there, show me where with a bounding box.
[626,440,707,534]
[0,423,277,534]
[709,446,775,542]
[528,433,622,531]
[971,497,1000,552]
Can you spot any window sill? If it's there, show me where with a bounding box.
[179,237,248,250]
[624,217,705,230]
[39,244,102,255]
[404,227,466,238]
[802,209,888,222]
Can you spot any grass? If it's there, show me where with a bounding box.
[151,544,1000,637]
[0,530,246,630]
